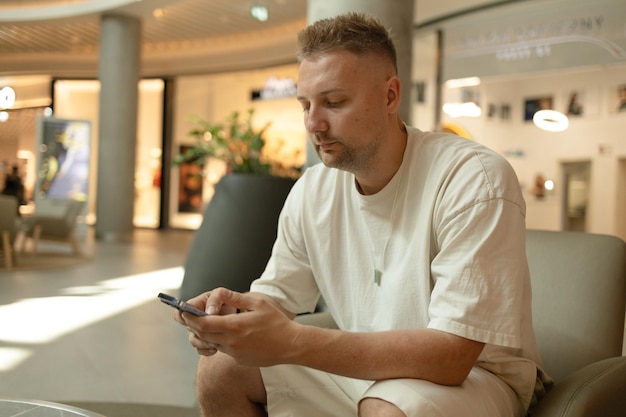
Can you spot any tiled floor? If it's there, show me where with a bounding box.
[0,228,200,409]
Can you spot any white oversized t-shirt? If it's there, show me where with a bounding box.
[251,126,549,410]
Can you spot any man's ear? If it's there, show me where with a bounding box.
[386,76,402,114]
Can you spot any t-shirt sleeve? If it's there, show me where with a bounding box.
[427,151,529,349]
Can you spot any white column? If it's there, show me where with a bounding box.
[95,14,141,242]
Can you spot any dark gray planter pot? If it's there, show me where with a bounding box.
[179,174,296,301]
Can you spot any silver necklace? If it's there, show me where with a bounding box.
[357,167,404,286]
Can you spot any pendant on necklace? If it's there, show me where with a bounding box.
[374,269,382,286]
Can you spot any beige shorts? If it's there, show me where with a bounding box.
[260,365,524,417]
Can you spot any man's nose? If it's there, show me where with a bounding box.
[305,106,328,134]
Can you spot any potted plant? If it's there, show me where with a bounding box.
[174,109,302,300]
[173,108,301,178]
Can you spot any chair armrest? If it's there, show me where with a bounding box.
[532,356,626,417]
[294,312,338,329]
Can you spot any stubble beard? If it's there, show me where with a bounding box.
[314,132,382,174]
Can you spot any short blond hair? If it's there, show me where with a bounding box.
[297,12,397,73]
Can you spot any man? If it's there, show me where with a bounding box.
[2,165,25,214]
[175,13,551,417]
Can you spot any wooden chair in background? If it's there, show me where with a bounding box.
[0,195,19,269]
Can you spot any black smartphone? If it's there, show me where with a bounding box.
[158,292,208,316]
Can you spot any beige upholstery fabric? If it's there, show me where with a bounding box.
[532,356,626,417]
[526,230,626,383]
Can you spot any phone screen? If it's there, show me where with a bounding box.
[158,293,208,316]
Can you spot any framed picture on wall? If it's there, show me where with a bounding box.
[524,96,553,121]
[565,90,584,116]
[462,88,480,106]
[500,103,511,120]
[486,103,511,121]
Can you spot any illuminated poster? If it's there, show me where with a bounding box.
[36,117,91,201]
[177,145,204,213]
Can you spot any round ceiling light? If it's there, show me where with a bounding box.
[250,5,269,22]
[0,86,16,109]
[533,109,569,132]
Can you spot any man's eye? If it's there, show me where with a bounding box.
[326,100,342,107]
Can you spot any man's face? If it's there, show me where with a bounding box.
[296,50,392,173]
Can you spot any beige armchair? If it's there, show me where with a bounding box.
[21,198,85,254]
[296,230,626,416]
[525,230,626,416]
[0,195,19,269]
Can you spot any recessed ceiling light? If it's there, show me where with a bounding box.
[0,86,16,109]
[153,8,166,20]
[250,5,269,22]
[533,109,569,132]
[445,77,481,88]
[442,102,482,118]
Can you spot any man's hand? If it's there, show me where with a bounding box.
[174,289,484,385]
[175,288,299,366]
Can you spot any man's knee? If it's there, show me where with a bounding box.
[196,352,237,390]
[359,397,406,417]
[196,353,266,410]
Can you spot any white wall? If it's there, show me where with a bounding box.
[441,63,626,238]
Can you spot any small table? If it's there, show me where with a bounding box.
[0,398,105,417]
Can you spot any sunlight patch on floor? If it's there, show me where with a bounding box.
[0,266,184,370]
[0,347,32,371]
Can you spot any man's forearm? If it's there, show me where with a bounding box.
[286,324,485,386]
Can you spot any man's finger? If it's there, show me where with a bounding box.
[218,289,259,312]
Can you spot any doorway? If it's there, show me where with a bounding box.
[561,161,591,232]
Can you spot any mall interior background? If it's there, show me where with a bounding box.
[1,0,625,241]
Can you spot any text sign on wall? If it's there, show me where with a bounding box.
[251,76,297,101]
[441,0,626,80]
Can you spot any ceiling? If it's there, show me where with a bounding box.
[0,0,308,78]
[0,0,307,150]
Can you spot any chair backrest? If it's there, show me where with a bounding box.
[0,195,19,243]
[34,198,84,219]
[31,198,85,235]
[63,200,85,225]
[526,229,626,383]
